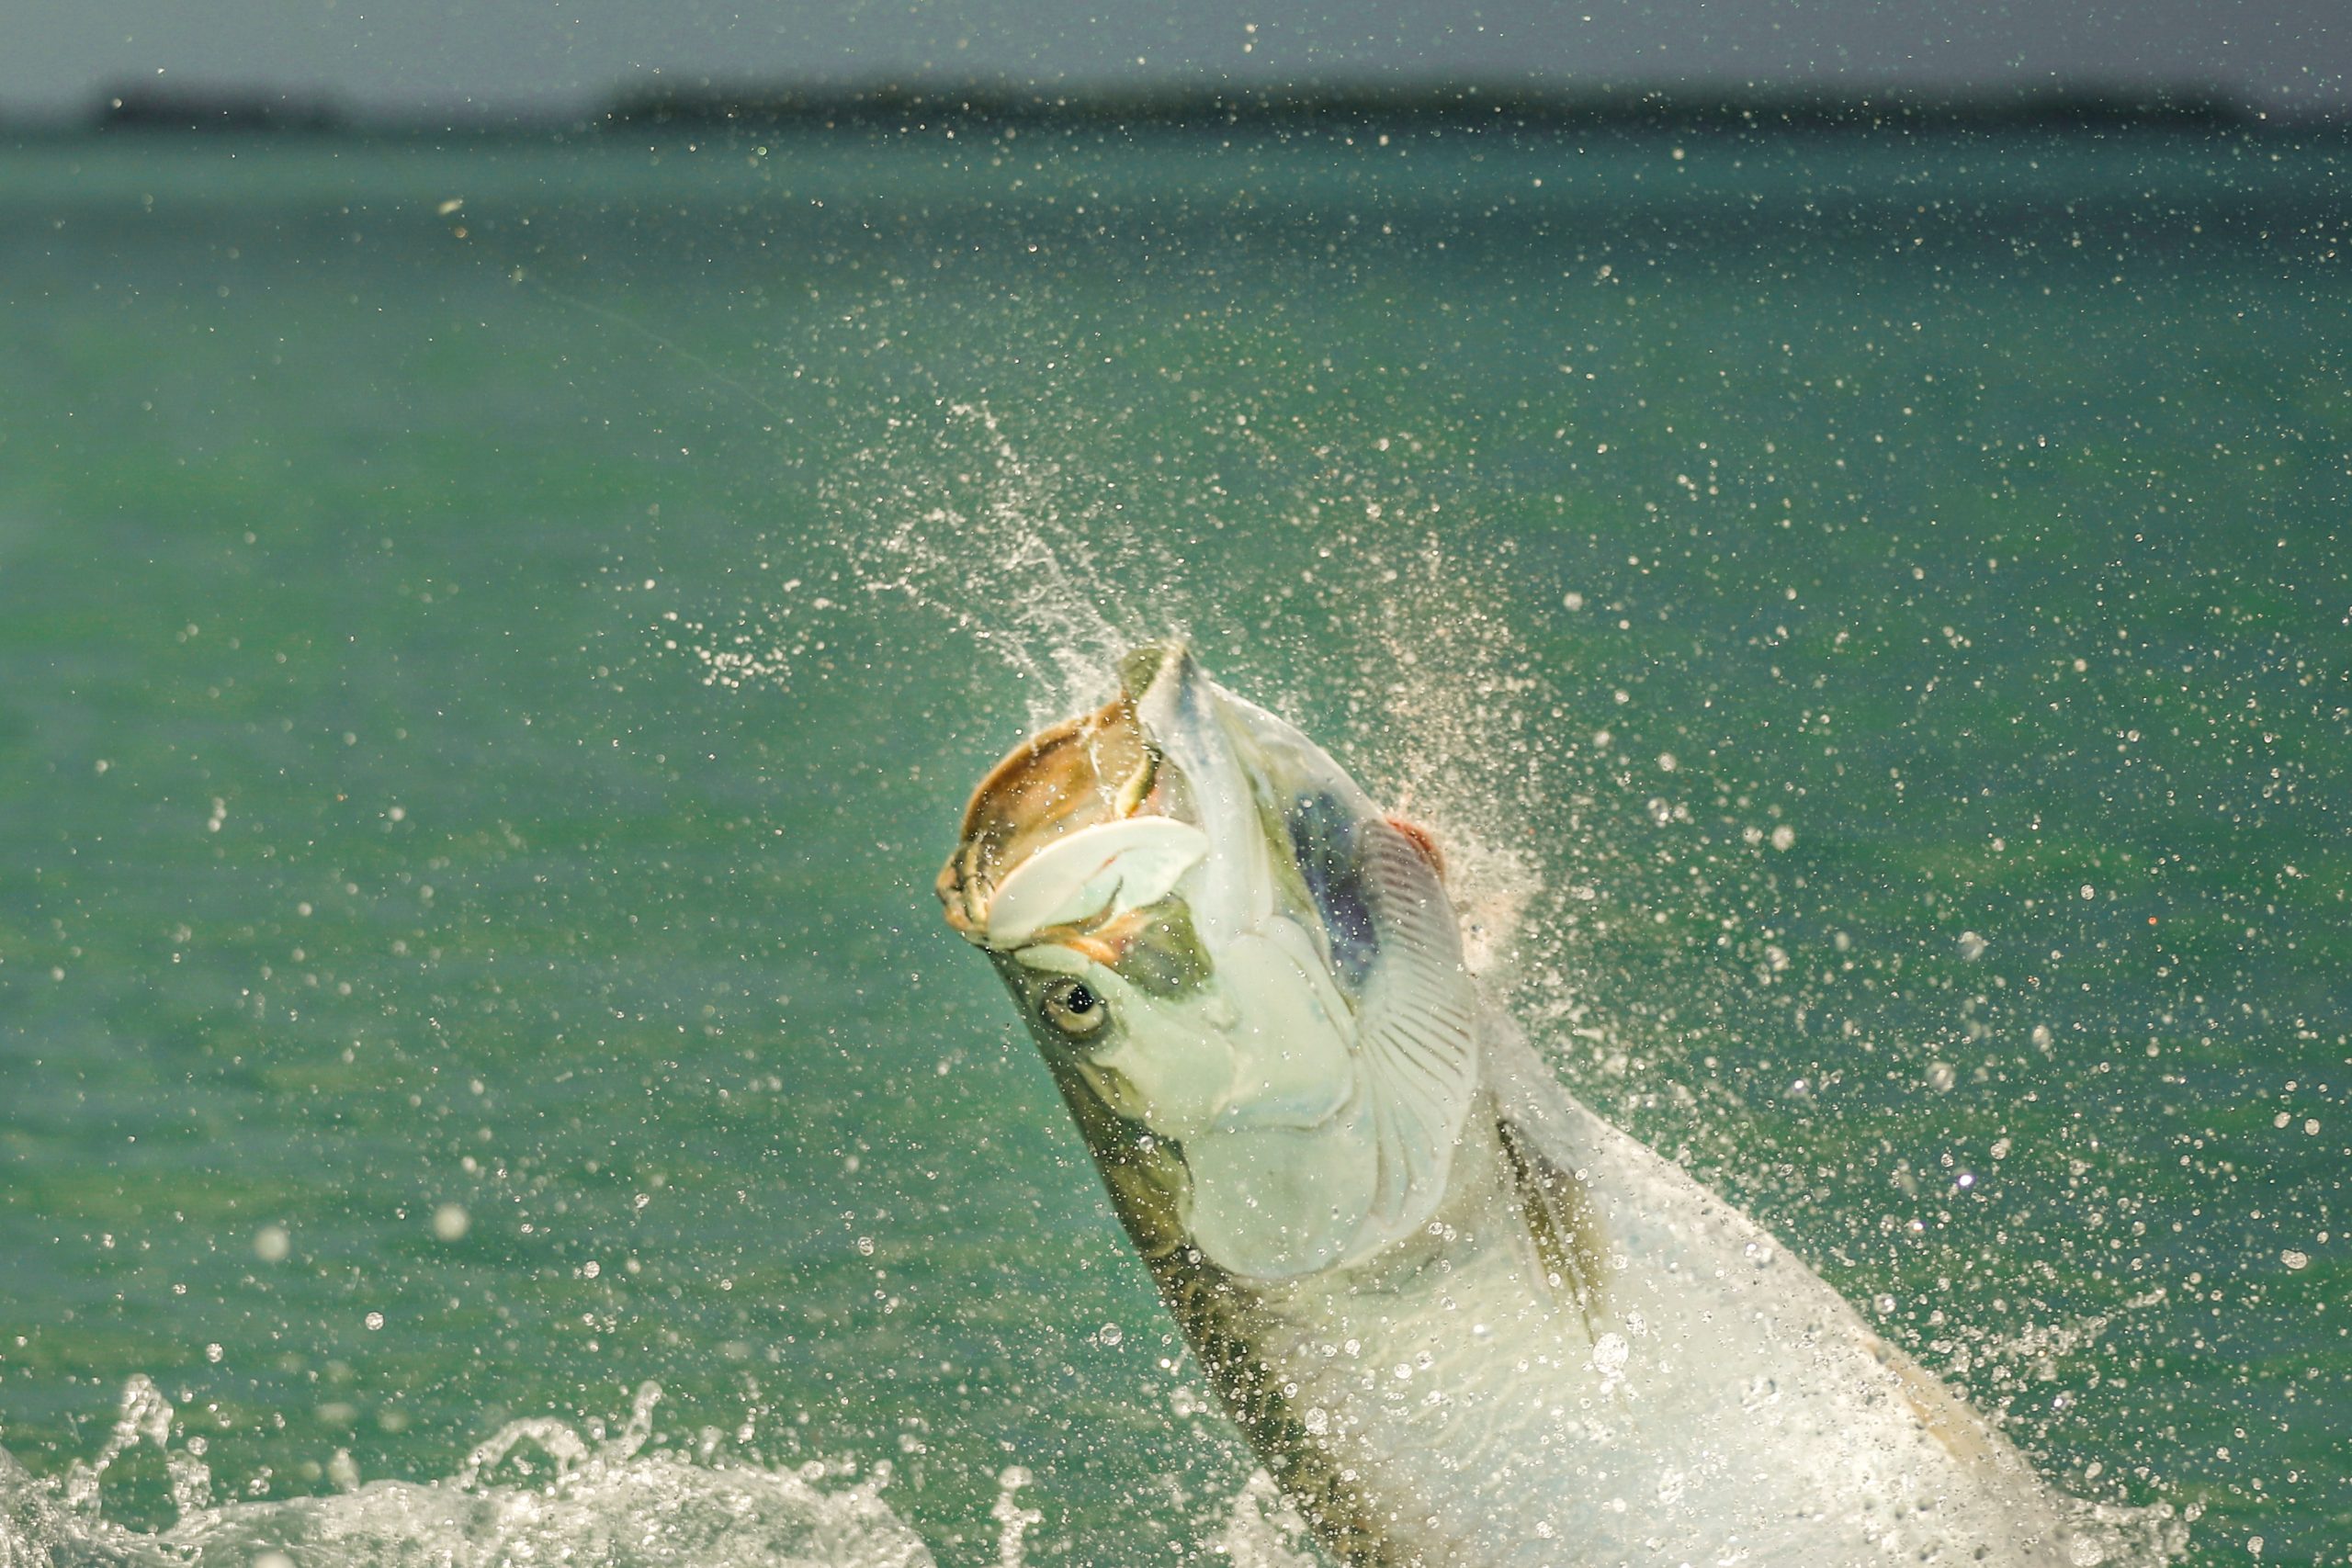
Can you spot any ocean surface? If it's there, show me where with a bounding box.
[0,120,2346,1565]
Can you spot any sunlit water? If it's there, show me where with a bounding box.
[1,124,2346,1565]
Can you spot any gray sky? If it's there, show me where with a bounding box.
[6,0,2344,118]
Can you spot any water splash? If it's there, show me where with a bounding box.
[2051,1495,2192,1568]
[5,1379,939,1568]
[1201,1471,1319,1567]
[1,1380,1347,1568]
[1926,1291,2192,1566]
[656,394,2201,1564]
[1329,531,1552,985]
[831,403,1559,941]
[61,1376,205,1519]
[842,401,1180,725]
[679,401,1176,725]
[984,1468,1037,1568]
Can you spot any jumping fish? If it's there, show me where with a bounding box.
[937,646,2094,1567]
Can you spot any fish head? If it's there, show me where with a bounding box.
[939,647,1482,1280]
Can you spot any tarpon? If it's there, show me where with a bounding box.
[938,647,2098,1566]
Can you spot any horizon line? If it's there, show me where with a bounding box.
[3,75,2336,136]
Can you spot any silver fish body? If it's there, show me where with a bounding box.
[939,649,2095,1567]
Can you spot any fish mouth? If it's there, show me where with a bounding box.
[936,643,1219,952]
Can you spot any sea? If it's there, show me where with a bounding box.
[0,116,2345,1565]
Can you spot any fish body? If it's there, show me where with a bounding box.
[939,649,2092,1567]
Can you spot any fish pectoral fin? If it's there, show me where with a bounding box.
[1498,1114,1608,1330]
[1348,820,1482,1252]
[1197,881,1479,1278]
[1382,813,1446,878]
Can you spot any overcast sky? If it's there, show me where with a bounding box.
[6,0,2344,118]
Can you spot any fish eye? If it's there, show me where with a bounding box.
[1040,977,1108,1036]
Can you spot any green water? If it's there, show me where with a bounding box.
[0,123,2346,1564]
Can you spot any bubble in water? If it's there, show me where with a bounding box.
[432,1202,470,1241]
[254,1225,289,1263]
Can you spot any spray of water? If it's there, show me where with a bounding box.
[677,401,1182,726]
[1,1378,1327,1568]
[650,401,2195,1564]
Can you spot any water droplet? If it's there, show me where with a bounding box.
[2281,1249,2309,1270]
[1097,1321,1122,1347]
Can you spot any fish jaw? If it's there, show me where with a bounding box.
[933,686,1169,946]
[934,643,1295,960]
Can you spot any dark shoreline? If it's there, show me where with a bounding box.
[0,78,2329,142]
[597,81,2262,134]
